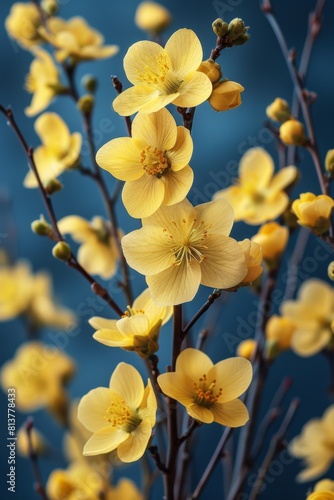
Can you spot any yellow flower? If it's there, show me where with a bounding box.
[213,148,297,224]
[314,479,334,493]
[39,16,119,62]
[24,113,82,188]
[17,425,47,457]
[307,493,334,500]
[251,222,289,262]
[265,315,296,351]
[238,239,263,286]
[279,118,308,146]
[90,288,172,358]
[58,216,119,279]
[121,198,247,306]
[135,1,171,34]
[0,262,33,321]
[281,279,334,357]
[0,342,75,415]
[107,479,143,500]
[266,97,291,123]
[198,59,221,84]
[289,405,334,482]
[112,28,212,116]
[5,2,43,49]
[77,363,157,461]
[157,348,252,426]
[46,462,110,500]
[25,48,61,117]
[96,108,194,218]
[236,339,257,360]
[291,193,334,235]
[208,80,244,112]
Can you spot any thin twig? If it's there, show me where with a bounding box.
[182,289,222,337]
[25,418,49,500]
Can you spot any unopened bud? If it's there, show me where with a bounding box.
[31,216,53,237]
[212,18,229,37]
[237,339,257,360]
[52,241,71,261]
[279,119,308,146]
[41,0,58,16]
[325,149,334,174]
[44,178,63,195]
[197,59,222,84]
[231,33,250,46]
[328,262,334,281]
[81,74,98,94]
[266,97,291,123]
[227,18,248,41]
[77,94,95,114]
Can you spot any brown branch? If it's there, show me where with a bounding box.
[182,289,222,337]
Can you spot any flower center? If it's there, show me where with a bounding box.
[193,374,223,408]
[140,145,170,177]
[163,218,211,266]
[122,306,145,318]
[137,53,182,94]
[105,394,142,433]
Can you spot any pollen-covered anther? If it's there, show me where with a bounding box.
[193,377,223,407]
[140,145,169,175]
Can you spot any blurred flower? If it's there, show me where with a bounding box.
[135,1,171,34]
[39,16,119,62]
[96,108,193,218]
[198,59,221,84]
[0,262,33,321]
[279,118,308,146]
[281,279,334,357]
[325,149,334,175]
[46,462,110,500]
[24,113,82,188]
[121,198,247,305]
[314,479,334,492]
[5,2,43,49]
[113,28,212,116]
[289,405,334,482]
[236,339,257,360]
[78,363,157,461]
[58,216,119,279]
[266,97,291,123]
[237,239,263,286]
[307,493,334,500]
[17,425,48,457]
[25,48,61,117]
[208,80,244,112]
[291,193,334,235]
[265,315,296,351]
[90,288,172,358]
[158,348,252,426]
[251,222,289,266]
[213,148,297,225]
[107,479,143,500]
[0,342,75,421]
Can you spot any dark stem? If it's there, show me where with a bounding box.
[111,76,132,136]
[25,418,49,500]
[182,289,222,337]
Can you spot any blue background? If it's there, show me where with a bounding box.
[0,0,334,498]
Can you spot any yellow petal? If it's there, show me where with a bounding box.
[89,317,118,330]
[268,165,298,195]
[132,108,177,151]
[113,85,178,116]
[109,363,144,408]
[200,234,247,289]
[146,260,201,305]
[291,328,331,357]
[83,427,128,456]
[165,29,203,77]
[298,279,333,317]
[78,241,117,279]
[163,165,194,206]
[139,379,157,426]
[168,126,193,171]
[23,147,60,187]
[35,112,70,156]
[187,404,214,423]
[93,329,131,347]
[116,315,150,337]
[296,458,332,483]
[239,148,274,190]
[77,387,112,432]
[123,40,166,85]
[142,198,196,231]
[245,193,289,225]
[117,419,152,462]
[157,372,195,407]
[132,288,152,310]
[176,348,213,377]
[122,226,175,275]
[211,357,252,403]
[122,175,165,218]
[195,199,235,235]
[96,138,143,181]
[211,399,249,427]
[58,216,92,242]
[213,186,252,222]
[172,71,212,108]
[323,405,334,432]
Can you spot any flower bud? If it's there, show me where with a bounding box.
[266,315,296,351]
[135,2,171,34]
[52,241,71,262]
[209,79,244,112]
[212,18,229,37]
[17,426,47,457]
[325,149,334,174]
[44,178,63,195]
[251,222,289,267]
[77,94,95,114]
[291,192,334,235]
[31,216,53,237]
[279,119,308,146]
[81,74,98,94]
[41,0,58,16]
[227,18,249,41]
[238,239,263,286]
[328,262,334,281]
[231,33,250,46]
[266,97,291,123]
[198,59,221,84]
[237,339,257,360]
